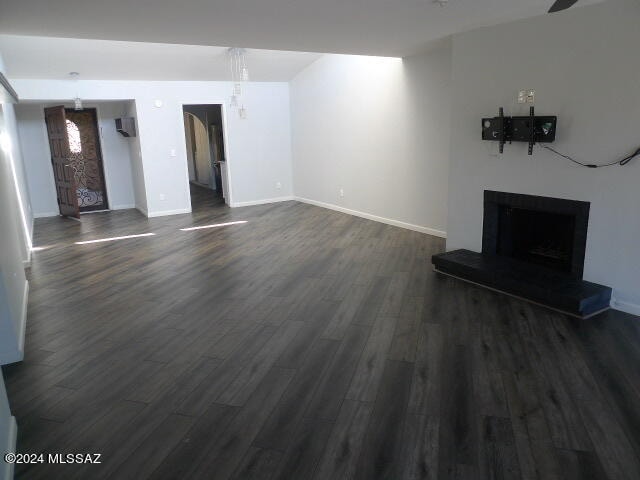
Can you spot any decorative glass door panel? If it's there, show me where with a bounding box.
[64,109,108,211]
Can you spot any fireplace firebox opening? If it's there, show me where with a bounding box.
[483,191,590,279]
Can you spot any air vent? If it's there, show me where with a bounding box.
[115,117,136,137]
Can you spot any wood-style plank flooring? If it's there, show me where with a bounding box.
[3,184,640,479]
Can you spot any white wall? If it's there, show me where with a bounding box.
[0,122,29,363]
[0,53,29,364]
[289,42,451,236]
[94,101,137,209]
[0,51,24,480]
[447,0,640,314]
[0,376,16,480]
[0,70,31,262]
[13,104,57,217]
[125,100,147,213]
[11,79,294,215]
[15,101,138,216]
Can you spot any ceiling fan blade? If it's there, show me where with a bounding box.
[548,0,580,13]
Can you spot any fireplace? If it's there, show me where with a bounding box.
[432,190,611,318]
[482,190,590,279]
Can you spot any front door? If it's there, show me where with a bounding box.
[44,106,79,218]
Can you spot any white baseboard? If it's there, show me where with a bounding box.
[33,211,59,218]
[2,417,17,480]
[611,297,640,316]
[293,196,447,238]
[110,204,136,211]
[22,249,31,268]
[146,208,192,218]
[230,196,294,208]
[18,281,28,358]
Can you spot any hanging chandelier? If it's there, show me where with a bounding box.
[228,48,249,119]
[69,72,83,110]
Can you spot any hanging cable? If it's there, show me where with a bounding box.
[539,144,640,168]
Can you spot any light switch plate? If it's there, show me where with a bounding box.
[518,89,535,104]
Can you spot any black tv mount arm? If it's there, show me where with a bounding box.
[482,107,557,155]
[498,107,505,154]
[528,106,535,155]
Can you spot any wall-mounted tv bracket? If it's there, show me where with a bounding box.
[482,107,557,155]
[497,107,506,153]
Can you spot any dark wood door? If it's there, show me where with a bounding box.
[44,106,79,218]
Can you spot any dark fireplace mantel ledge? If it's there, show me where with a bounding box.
[432,249,612,319]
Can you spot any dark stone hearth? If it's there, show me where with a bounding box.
[433,190,610,318]
[432,249,612,318]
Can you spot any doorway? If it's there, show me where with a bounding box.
[182,104,228,207]
[44,106,109,216]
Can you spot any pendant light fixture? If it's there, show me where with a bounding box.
[69,71,83,110]
[227,48,249,119]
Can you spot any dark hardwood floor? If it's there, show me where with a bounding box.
[3,184,640,479]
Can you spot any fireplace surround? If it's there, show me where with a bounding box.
[432,190,611,318]
[482,190,590,279]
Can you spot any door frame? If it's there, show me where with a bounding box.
[64,107,110,212]
[179,103,233,207]
[183,111,213,188]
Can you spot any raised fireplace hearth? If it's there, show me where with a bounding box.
[432,190,612,318]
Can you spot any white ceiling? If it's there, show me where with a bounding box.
[0,35,323,81]
[0,0,603,58]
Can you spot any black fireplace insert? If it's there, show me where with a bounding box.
[482,190,590,279]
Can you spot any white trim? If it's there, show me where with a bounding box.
[29,215,34,242]
[294,196,447,238]
[219,104,233,207]
[136,205,148,217]
[179,102,234,208]
[17,280,28,358]
[23,249,31,268]
[33,211,59,218]
[2,417,17,480]
[611,297,640,316]
[146,207,192,218]
[92,104,115,211]
[110,204,136,210]
[230,196,294,208]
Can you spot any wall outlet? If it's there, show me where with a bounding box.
[159,194,166,201]
[339,188,344,198]
[276,182,282,190]
[169,149,176,157]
